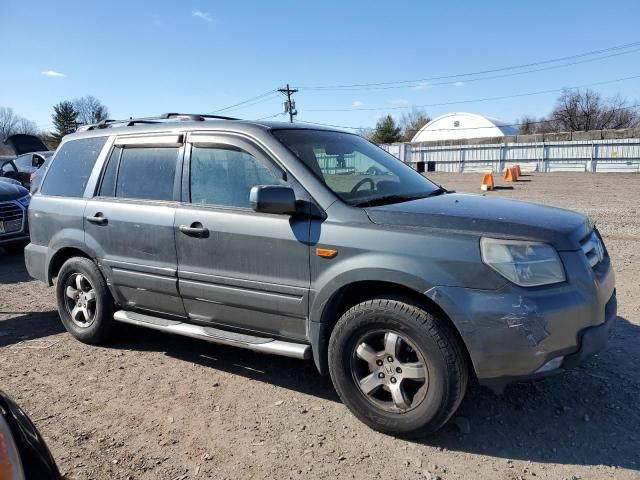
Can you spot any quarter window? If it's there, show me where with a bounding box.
[190,145,284,208]
[41,136,107,197]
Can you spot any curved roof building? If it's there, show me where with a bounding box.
[411,112,518,143]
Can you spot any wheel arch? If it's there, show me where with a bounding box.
[47,247,93,284]
[310,279,473,377]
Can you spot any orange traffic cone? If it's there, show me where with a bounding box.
[514,164,522,176]
[481,172,495,191]
[503,167,516,183]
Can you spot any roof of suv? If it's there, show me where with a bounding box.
[66,117,345,142]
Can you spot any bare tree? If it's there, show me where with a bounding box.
[14,117,39,135]
[400,107,431,142]
[357,127,374,140]
[517,115,538,135]
[0,107,19,141]
[550,88,639,131]
[73,95,109,125]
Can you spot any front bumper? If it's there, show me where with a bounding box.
[428,248,616,386]
[0,200,29,247]
[0,233,30,247]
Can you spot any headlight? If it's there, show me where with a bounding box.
[16,195,31,208]
[480,237,566,287]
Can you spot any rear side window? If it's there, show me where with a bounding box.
[41,137,107,197]
[114,147,179,201]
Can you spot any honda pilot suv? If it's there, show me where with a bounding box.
[25,113,616,437]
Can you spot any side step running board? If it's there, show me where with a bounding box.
[113,310,311,360]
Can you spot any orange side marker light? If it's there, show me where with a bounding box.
[316,248,338,259]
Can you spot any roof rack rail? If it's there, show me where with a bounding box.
[76,113,240,131]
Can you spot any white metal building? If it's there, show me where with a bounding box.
[411,112,518,143]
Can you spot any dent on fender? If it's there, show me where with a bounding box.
[424,286,549,347]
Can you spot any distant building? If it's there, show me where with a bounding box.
[411,112,518,143]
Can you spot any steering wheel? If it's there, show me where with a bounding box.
[351,178,375,193]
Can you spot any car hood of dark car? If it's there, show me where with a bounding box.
[0,179,29,201]
[364,193,590,250]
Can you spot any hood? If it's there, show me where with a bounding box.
[0,179,29,201]
[4,134,49,155]
[365,193,590,251]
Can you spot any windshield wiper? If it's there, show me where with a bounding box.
[423,186,448,198]
[354,187,450,207]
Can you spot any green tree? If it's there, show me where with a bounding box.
[51,101,78,145]
[370,115,402,144]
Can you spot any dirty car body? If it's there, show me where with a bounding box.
[24,115,616,435]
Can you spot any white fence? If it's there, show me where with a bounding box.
[381,139,640,173]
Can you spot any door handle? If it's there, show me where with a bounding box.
[179,223,209,238]
[86,213,108,225]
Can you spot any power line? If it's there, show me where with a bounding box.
[209,89,277,114]
[297,47,640,92]
[297,102,640,134]
[302,73,640,112]
[255,112,285,120]
[294,40,640,90]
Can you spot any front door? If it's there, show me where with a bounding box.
[85,134,186,318]
[174,134,311,340]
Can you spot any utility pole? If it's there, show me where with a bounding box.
[278,84,298,123]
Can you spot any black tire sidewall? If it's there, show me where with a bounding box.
[55,257,113,344]
[329,300,459,437]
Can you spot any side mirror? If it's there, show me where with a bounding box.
[250,185,297,215]
[32,154,46,168]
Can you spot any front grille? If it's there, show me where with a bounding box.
[0,201,24,234]
[580,229,605,268]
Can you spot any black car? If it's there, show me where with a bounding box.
[1,134,53,190]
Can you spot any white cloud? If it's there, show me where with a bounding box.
[41,70,65,77]
[192,10,213,22]
[453,81,464,87]
[352,100,364,107]
[412,81,429,90]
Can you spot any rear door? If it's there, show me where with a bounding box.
[84,134,186,318]
[174,133,311,340]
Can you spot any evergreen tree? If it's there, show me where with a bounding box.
[51,101,78,145]
[370,115,402,144]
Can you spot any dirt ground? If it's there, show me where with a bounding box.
[1,172,639,480]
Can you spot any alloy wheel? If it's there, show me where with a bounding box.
[350,330,429,413]
[64,273,97,328]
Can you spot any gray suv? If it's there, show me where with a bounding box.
[25,113,616,437]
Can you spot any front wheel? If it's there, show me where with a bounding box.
[55,257,115,344]
[328,298,468,437]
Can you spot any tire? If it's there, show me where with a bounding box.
[328,297,468,438]
[55,257,115,344]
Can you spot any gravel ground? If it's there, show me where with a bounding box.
[1,172,639,480]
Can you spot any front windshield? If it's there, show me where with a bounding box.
[272,129,440,206]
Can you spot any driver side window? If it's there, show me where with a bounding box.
[190,145,285,208]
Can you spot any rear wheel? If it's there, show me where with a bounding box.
[55,257,115,344]
[328,297,468,437]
